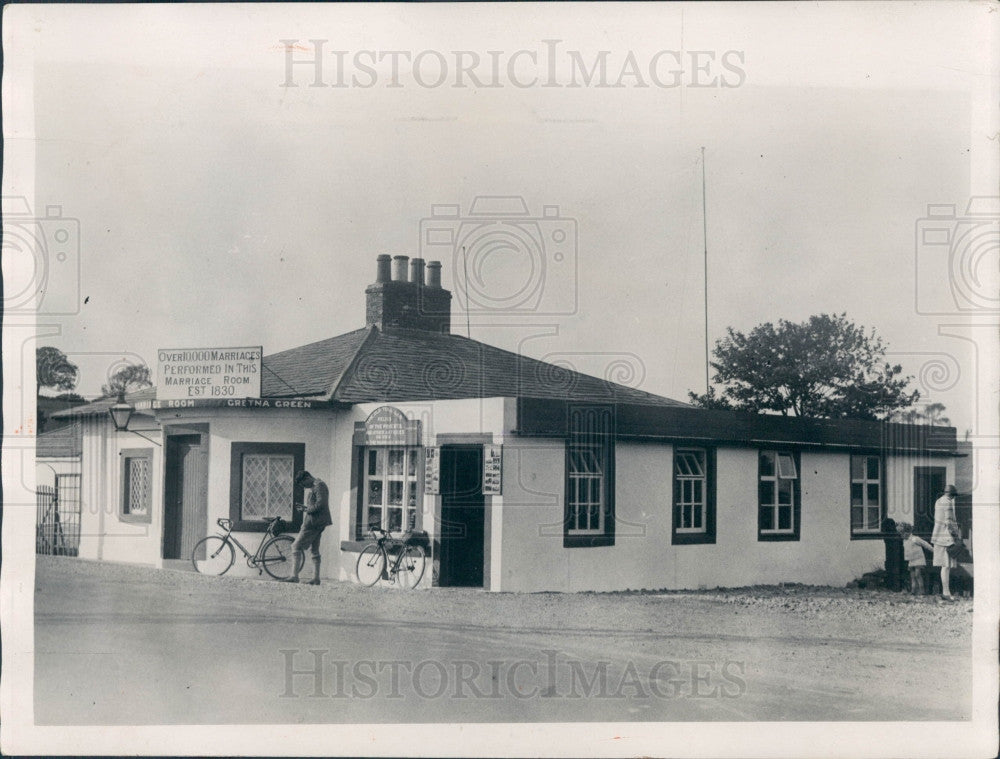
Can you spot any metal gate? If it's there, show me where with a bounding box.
[36,475,81,556]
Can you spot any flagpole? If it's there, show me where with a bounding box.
[701,147,709,395]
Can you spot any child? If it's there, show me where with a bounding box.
[897,521,933,595]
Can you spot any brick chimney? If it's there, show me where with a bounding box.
[365,254,452,333]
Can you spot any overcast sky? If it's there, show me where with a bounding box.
[5,2,996,434]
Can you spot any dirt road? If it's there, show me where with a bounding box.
[34,556,972,724]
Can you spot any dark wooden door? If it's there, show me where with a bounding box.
[439,446,485,587]
[163,434,208,559]
[913,466,946,538]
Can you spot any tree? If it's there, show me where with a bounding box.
[101,363,153,398]
[36,346,78,392]
[891,402,950,426]
[688,313,919,421]
[923,402,950,426]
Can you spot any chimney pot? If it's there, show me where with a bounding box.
[409,257,426,285]
[391,255,409,282]
[426,260,442,288]
[375,254,392,283]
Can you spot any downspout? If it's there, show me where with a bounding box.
[96,416,106,561]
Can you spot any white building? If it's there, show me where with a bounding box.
[54,255,959,591]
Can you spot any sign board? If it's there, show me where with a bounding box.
[152,398,324,411]
[483,444,503,495]
[353,406,421,446]
[157,346,261,401]
[424,447,440,495]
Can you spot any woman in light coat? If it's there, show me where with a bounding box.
[930,484,960,600]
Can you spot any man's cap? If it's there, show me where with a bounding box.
[294,470,313,485]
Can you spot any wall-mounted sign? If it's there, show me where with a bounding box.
[157,346,261,401]
[152,398,324,411]
[424,446,440,495]
[483,444,503,495]
[353,406,421,446]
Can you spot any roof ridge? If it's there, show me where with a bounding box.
[326,324,379,402]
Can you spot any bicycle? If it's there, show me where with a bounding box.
[191,516,304,580]
[356,527,427,589]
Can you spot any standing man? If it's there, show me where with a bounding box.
[931,484,960,601]
[284,470,332,585]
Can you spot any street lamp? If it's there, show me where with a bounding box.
[107,391,162,446]
[108,392,134,432]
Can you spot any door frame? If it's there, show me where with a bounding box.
[161,423,210,560]
[436,442,489,589]
[912,465,946,538]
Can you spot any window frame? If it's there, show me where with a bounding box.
[119,448,153,524]
[563,405,615,548]
[850,453,885,539]
[229,442,305,532]
[672,447,717,545]
[757,449,801,542]
[357,445,423,536]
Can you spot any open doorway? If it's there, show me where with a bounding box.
[913,466,946,538]
[437,445,485,587]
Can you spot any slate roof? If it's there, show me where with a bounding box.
[260,326,687,407]
[54,326,689,416]
[331,327,686,406]
[261,327,370,398]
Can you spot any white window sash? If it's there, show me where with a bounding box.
[760,451,796,533]
[851,455,882,533]
[675,448,707,533]
[362,446,421,533]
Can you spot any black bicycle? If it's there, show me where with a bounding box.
[191,516,303,580]
[356,527,427,589]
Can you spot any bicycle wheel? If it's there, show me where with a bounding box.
[356,544,386,587]
[191,536,234,575]
[260,535,303,580]
[395,544,426,590]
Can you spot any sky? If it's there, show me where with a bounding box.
[4,2,996,436]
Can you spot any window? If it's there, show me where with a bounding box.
[361,446,421,534]
[567,445,605,534]
[851,455,883,537]
[120,449,152,523]
[564,405,615,548]
[672,447,716,545]
[758,450,801,541]
[229,443,305,531]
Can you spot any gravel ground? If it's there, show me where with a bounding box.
[36,555,972,644]
[33,556,974,724]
